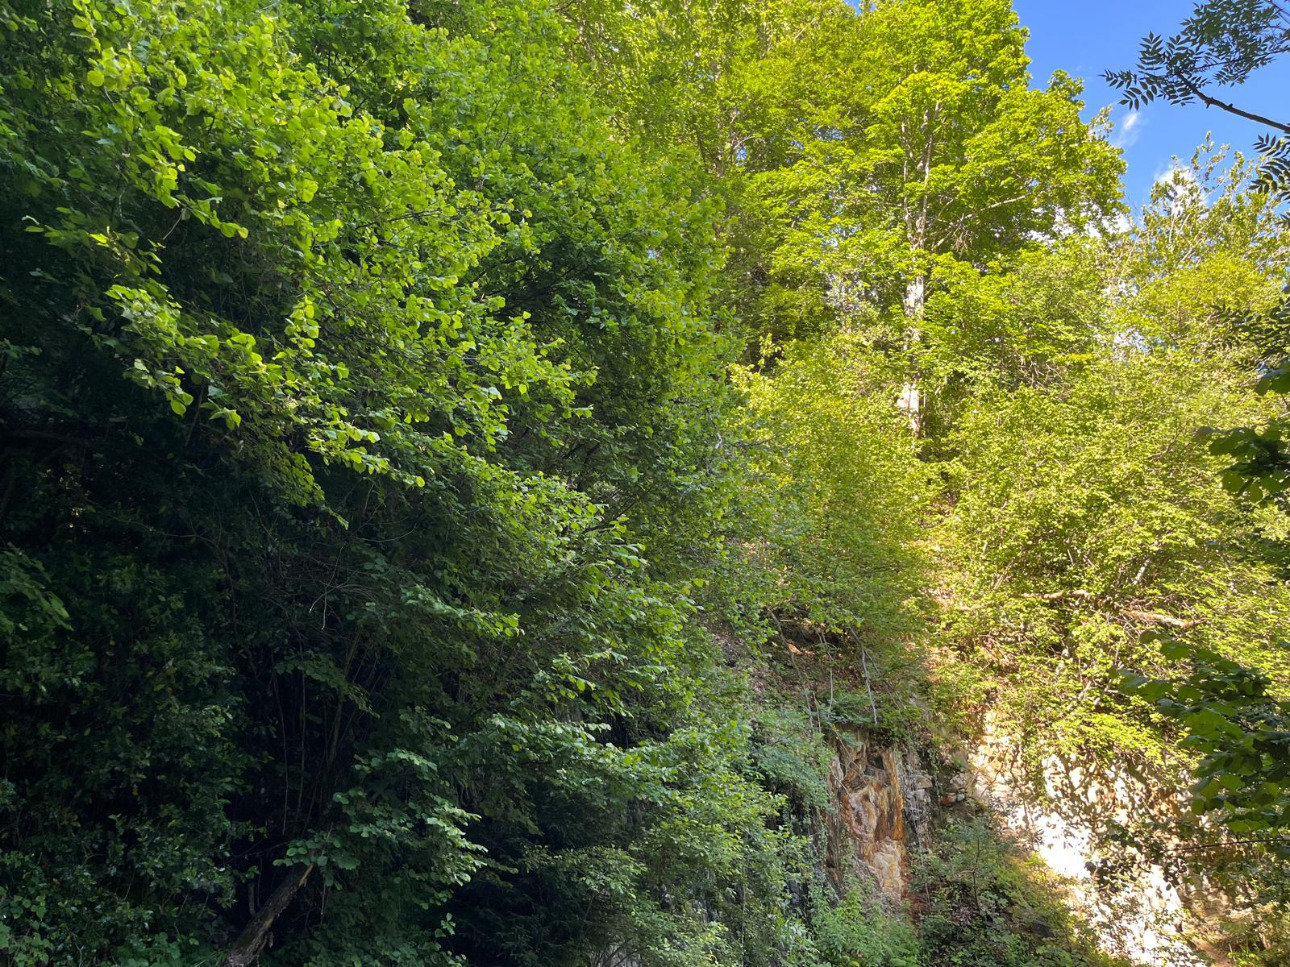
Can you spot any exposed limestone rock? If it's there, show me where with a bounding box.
[970,713,1218,967]
[825,735,931,898]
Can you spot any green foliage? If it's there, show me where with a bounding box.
[730,334,931,645]
[4,0,1288,962]
[1106,14,1290,925]
[1123,638,1290,833]
[942,350,1286,746]
[937,148,1290,755]
[920,239,1112,396]
[734,0,1123,374]
[807,879,919,967]
[914,818,1130,967]
[0,0,795,962]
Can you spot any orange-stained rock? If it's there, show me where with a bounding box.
[824,736,931,898]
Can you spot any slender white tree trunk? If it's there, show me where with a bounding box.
[897,114,933,437]
[898,273,925,435]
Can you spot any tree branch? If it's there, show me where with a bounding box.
[1176,74,1290,134]
[1122,609,1202,631]
[1028,589,1095,602]
[225,863,315,967]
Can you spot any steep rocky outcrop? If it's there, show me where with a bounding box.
[819,723,1236,965]
[971,717,1223,966]
[824,735,932,898]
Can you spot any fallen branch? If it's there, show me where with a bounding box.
[225,863,315,967]
[1028,590,1095,602]
[1122,610,1201,631]
[1028,592,1201,631]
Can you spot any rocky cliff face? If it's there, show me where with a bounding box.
[971,716,1222,966]
[820,724,1233,966]
[824,735,932,898]
[596,719,1240,967]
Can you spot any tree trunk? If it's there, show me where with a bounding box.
[224,863,315,967]
[898,274,926,435]
[897,113,934,437]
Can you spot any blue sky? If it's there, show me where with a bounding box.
[1013,0,1290,205]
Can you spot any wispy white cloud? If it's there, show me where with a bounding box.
[1111,110,1143,150]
